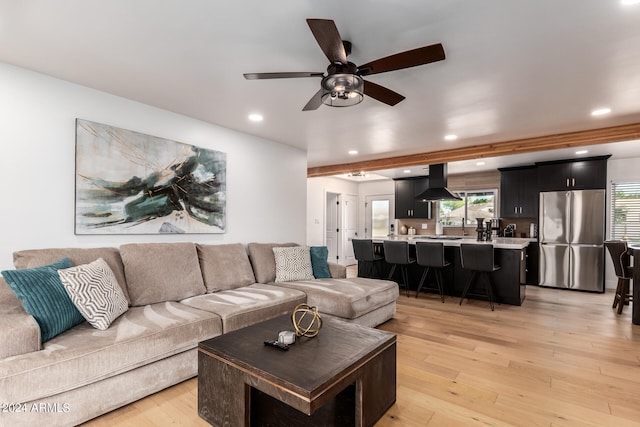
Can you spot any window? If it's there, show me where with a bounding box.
[439,189,497,227]
[610,181,640,242]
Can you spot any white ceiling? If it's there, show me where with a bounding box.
[2,0,640,177]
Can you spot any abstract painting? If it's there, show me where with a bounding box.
[75,119,226,234]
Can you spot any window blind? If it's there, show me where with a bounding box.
[610,181,640,242]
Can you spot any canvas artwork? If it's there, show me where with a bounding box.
[75,119,226,234]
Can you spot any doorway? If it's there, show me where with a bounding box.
[365,195,394,238]
[325,192,339,263]
[325,192,359,266]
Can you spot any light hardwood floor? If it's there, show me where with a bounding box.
[84,284,640,427]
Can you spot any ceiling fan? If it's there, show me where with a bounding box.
[243,19,445,111]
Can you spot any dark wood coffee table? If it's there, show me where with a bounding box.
[198,314,396,427]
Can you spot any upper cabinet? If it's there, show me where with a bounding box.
[536,156,609,192]
[394,177,432,218]
[499,166,538,218]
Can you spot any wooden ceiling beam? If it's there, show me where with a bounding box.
[307,122,640,177]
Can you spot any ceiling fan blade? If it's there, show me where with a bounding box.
[363,80,405,106]
[306,19,348,64]
[244,72,324,80]
[302,89,324,111]
[358,43,445,76]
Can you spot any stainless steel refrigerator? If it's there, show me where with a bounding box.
[538,189,605,292]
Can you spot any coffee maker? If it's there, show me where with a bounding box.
[489,218,502,237]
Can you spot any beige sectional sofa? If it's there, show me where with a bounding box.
[0,242,398,426]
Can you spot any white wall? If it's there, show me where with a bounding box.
[0,62,307,271]
[605,156,640,289]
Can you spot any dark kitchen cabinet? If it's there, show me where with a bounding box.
[536,156,609,192]
[525,243,539,285]
[499,166,538,218]
[394,177,432,218]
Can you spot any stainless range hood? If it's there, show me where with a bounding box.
[415,163,462,201]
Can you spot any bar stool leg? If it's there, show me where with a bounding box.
[486,273,496,311]
[401,265,410,297]
[387,264,397,281]
[459,272,476,306]
[624,279,631,305]
[435,269,445,303]
[415,267,430,298]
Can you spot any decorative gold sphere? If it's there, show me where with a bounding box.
[291,304,323,338]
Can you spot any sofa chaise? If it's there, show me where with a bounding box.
[0,242,398,426]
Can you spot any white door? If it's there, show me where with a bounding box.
[342,194,358,265]
[325,192,339,263]
[365,195,394,238]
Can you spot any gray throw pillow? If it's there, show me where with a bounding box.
[247,242,298,283]
[58,258,129,330]
[273,246,315,282]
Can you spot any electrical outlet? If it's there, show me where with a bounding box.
[421,224,428,229]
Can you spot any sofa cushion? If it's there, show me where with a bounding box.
[273,246,315,282]
[273,277,399,320]
[247,242,298,284]
[58,258,129,330]
[120,243,206,306]
[310,246,331,279]
[13,247,131,304]
[328,262,347,279]
[180,283,306,333]
[2,258,86,342]
[0,301,222,404]
[196,243,256,292]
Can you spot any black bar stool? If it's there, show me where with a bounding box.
[605,240,633,314]
[352,239,384,278]
[415,241,450,302]
[383,240,415,297]
[459,244,501,311]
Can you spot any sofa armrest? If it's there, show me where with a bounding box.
[328,262,346,279]
[0,311,41,359]
[1,276,41,359]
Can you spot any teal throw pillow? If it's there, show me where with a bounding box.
[2,258,85,342]
[310,246,331,279]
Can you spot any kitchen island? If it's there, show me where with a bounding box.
[363,236,532,306]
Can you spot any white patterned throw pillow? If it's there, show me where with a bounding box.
[273,246,315,282]
[58,258,129,330]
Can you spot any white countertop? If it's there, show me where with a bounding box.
[372,235,532,250]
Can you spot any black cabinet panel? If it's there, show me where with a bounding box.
[537,157,608,191]
[570,160,607,189]
[394,180,414,218]
[525,243,539,285]
[499,167,538,218]
[394,177,431,218]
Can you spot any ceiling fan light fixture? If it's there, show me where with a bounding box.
[321,74,364,107]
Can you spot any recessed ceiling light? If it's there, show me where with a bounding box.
[403,169,412,174]
[576,150,589,155]
[248,113,263,122]
[444,134,458,141]
[348,150,358,155]
[591,108,611,116]
[621,0,640,5]
[476,161,486,166]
